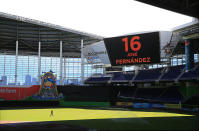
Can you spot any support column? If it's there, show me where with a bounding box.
[2,54,7,85]
[15,40,18,85]
[64,57,66,85]
[27,56,30,86]
[60,41,63,85]
[103,67,106,75]
[176,55,178,65]
[50,56,52,70]
[3,54,6,76]
[184,39,194,72]
[167,57,171,67]
[198,54,199,63]
[171,57,173,66]
[81,39,84,84]
[28,56,29,75]
[181,55,183,65]
[134,66,139,76]
[38,41,41,84]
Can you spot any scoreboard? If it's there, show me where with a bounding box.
[83,31,172,66]
[104,32,160,66]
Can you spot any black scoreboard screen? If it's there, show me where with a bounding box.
[104,32,160,66]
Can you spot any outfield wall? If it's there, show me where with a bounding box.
[59,101,110,107]
[180,84,199,98]
[57,86,111,102]
[0,100,59,107]
[0,85,40,100]
[116,102,182,109]
[0,85,198,110]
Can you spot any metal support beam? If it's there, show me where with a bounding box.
[3,54,6,76]
[177,55,178,65]
[27,56,30,86]
[64,57,66,85]
[15,40,18,85]
[134,66,140,75]
[28,56,29,75]
[50,56,52,70]
[60,41,63,85]
[183,33,199,40]
[198,54,199,62]
[81,39,84,84]
[184,39,194,72]
[38,41,41,84]
[103,67,106,75]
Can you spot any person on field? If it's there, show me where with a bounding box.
[50,110,54,117]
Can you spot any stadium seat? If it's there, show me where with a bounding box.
[134,68,163,82]
[179,65,199,81]
[160,65,184,82]
[157,86,185,103]
[112,72,134,83]
[118,87,185,103]
[134,88,165,100]
[84,76,111,84]
[118,88,136,99]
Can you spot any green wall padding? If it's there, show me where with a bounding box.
[180,84,199,98]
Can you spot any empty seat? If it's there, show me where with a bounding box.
[134,68,163,82]
[157,87,185,103]
[179,65,199,80]
[85,77,111,84]
[160,65,184,81]
[112,72,134,82]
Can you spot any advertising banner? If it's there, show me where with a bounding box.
[0,85,40,100]
[83,41,111,64]
[151,103,165,108]
[117,102,133,107]
[133,103,152,109]
[164,104,181,109]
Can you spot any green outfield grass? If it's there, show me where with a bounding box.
[0,108,199,130]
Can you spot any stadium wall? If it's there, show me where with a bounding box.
[57,86,111,102]
[0,85,40,100]
[59,101,110,107]
[116,102,182,109]
[179,83,199,97]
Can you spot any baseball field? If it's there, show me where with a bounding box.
[0,107,199,130]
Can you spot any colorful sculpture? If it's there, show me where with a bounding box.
[39,70,58,98]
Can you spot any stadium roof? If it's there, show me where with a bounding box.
[135,0,199,18]
[135,0,199,56]
[0,12,103,57]
[172,22,199,55]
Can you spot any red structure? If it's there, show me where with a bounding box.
[0,85,40,100]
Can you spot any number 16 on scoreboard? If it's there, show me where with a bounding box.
[122,36,141,52]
